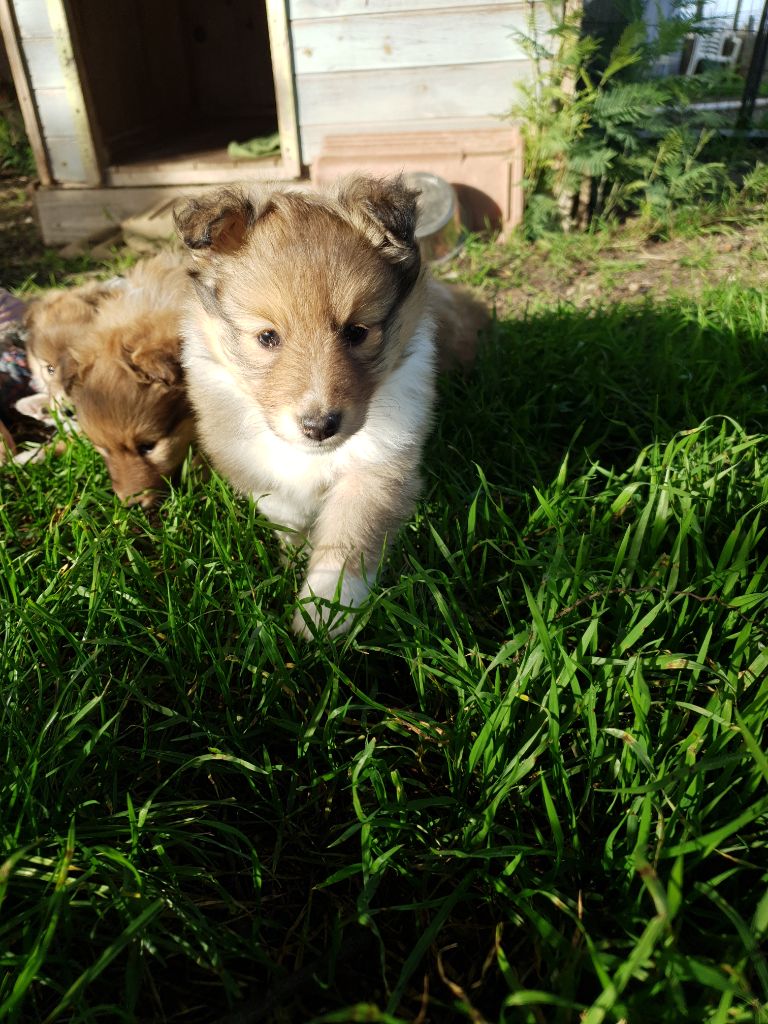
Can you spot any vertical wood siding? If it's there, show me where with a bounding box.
[12,0,88,182]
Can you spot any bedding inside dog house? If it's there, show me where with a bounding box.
[67,0,278,170]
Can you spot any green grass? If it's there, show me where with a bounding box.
[2,282,768,1023]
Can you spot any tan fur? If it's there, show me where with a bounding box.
[60,252,195,507]
[430,280,491,372]
[175,175,487,635]
[23,280,116,400]
[0,419,16,462]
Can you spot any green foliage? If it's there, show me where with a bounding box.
[0,113,35,177]
[508,2,750,236]
[2,277,768,1021]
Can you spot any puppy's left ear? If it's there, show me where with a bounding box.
[124,340,184,388]
[174,187,262,257]
[336,175,421,273]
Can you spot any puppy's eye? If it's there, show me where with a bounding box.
[342,324,369,346]
[46,364,55,375]
[137,442,156,457]
[257,329,280,349]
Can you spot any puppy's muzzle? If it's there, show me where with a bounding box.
[300,410,342,442]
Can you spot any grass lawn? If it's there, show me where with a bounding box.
[1,242,768,1021]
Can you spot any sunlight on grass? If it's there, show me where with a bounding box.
[1,284,767,1021]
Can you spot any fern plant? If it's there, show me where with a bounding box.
[508,0,737,235]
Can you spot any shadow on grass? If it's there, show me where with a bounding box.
[428,287,768,497]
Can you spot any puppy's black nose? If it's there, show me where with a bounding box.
[300,411,342,441]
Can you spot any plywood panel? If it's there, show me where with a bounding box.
[13,0,51,37]
[291,0,511,17]
[296,60,527,126]
[21,34,63,88]
[292,5,531,74]
[33,86,77,136]
[46,135,86,180]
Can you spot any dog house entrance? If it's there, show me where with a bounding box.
[67,0,285,184]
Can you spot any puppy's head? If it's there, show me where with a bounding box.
[174,175,424,450]
[24,282,115,400]
[62,313,195,508]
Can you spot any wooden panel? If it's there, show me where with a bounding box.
[296,61,528,126]
[45,0,100,184]
[13,0,52,37]
[106,153,290,187]
[33,86,77,136]
[292,5,531,74]
[291,0,512,17]
[20,34,62,88]
[34,182,225,244]
[46,135,86,180]
[301,115,504,162]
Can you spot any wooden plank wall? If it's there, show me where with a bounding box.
[289,0,541,164]
[12,0,88,182]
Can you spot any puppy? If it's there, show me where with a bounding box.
[175,175,486,636]
[60,251,196,508]
[16,280,117,423]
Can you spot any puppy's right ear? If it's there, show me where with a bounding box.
[59,350,93,395]
[174,187,261,257]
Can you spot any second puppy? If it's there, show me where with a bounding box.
[60,252,196,508]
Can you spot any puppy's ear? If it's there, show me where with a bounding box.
[122,337,184,388]
[174,187,261,256]
[59,350,93,394]
[336,175,421,271]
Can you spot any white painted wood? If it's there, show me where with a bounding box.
[33,86,77,137]
[46,135,86,182]
[291,0,513,17]
[44,0,101,185]
[296,60,528,127]
[292,5,531,74]
[12,0,52,38]
[266,0,302,176]
[20,34,61,89]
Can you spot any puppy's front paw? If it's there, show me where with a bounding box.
[292,567,371,639]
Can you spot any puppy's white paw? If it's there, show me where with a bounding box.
[292,566,371,638]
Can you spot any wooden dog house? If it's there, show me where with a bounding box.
[0,0,532,243]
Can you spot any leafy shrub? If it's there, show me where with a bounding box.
[509,1,752,235]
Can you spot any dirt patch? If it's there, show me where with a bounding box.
[444,222,768,317]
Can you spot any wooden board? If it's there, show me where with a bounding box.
[33,183,212,244]
[296,60,529,127]
[291,0,516,17]
[292,5,534,74]
[12,0,52,37]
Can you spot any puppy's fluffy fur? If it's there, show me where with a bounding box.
[16,280,116,424]
[175,175,487,635]
[59,252,196,507]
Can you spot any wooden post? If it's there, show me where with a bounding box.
[266,0,302,177]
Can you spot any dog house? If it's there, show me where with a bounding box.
[0,0,533,243]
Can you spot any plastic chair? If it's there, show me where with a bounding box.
[684,25,743,75]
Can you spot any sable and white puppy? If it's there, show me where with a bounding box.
[60,251,196,507]
[175,175,463,636]
[16,280,117,424]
